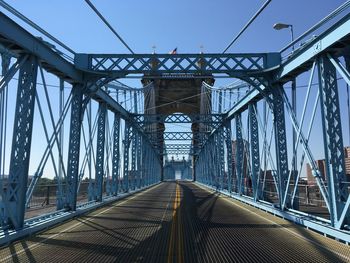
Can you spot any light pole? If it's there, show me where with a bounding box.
[273,22,298,209]
[273,23,294,49]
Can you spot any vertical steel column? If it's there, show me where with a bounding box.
[95,103,106,201]
[56,79,64,209]
[143,145,148,186]
[225,121,233,193]
[148,148,153,185]
[131,128,137,190]
[218,129,225,190]
[318,55,348,226]
[141,142,147,187]
[212,133,220,189]
[5,55,38,229]
[147,146,152,185]
[136,134,142,189]
[205,146,210,185]
[235,114,244,194]
[249,103,261,201]
[111,114,120,195]
[209,138,215,187]
[88,101,94,201]
[271,86,289,209]
[65,84,84,211]
[0,53,10,179]
[0,53,10,224]
[198,152,208,184]
[123,122,131,192]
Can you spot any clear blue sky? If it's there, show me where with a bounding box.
[1,0,349,177]
[4,0,346,90]
[5,0,345,54]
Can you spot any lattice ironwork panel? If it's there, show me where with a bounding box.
[75,53,280,76]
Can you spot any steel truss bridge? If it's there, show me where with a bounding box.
[0,1,350,262]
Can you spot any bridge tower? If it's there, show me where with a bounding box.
[142,75,214,181]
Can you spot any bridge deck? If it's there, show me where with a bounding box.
[0,182,349,263]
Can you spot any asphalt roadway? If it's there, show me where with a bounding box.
[0,181,349,262]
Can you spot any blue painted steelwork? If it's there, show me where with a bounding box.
[0,12,82,82]
[136,133,142,188]
[218,128,225,190]
[225,121,233,193]
[0,1,350,244]
[4,55,38,229]
[318,55,349,227]
[131,127,137,191]
[249,103,261,201]
[271,86,289,209]
[111,114,120,195]
[75,53,280,78]
[95,103,106,201]
[65,84,84,211]
[123,122,131,192]
[235,114,244,194]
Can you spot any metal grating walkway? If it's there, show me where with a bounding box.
[0,182,349,262]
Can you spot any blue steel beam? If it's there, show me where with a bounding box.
[95,103,106,202]
[225,121,233,193]
[75,53,280,77]
[249,103,261,201]
[133,114,223,125]
[111,114,120,196]
[235,114,244,195]
[4,55,38,229]
[123,122,131,192]
[147,131,209,142]
[277,12,350,81]
[225,11,350,123]
[0,12,82,82]
[65,84,84,211]
[318,55,348,227]
[272,86,289,209]
[0,12,131,123]
[131,127,137,190]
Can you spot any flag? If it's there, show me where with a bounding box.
[169,47,177,55]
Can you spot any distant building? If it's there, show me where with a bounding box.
[263,170,276,194]
[306,159,326,185]
[344,146,350,182]
[306,146,350,185]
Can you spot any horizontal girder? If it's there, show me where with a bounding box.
[277,12,350,82]
[133,113,223,126]
[147,132,208,141]
[75,53,281,78]
[164,144,193,155]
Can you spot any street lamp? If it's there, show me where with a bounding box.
[273,22,298,209]
[273,23,294,50]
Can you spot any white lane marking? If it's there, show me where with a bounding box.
[2,184,162,262]
[196,184,350,261]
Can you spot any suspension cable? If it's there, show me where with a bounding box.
[0,0,75,56]
[222,0,272,53]
[85,0,134,54]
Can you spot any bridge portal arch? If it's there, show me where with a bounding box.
[142,76,214,181]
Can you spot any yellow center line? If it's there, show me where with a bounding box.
[177,183,184,263]
[167,181,183,263]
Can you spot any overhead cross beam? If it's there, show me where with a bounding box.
[132,113,223,124]
[75,53,280,78]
